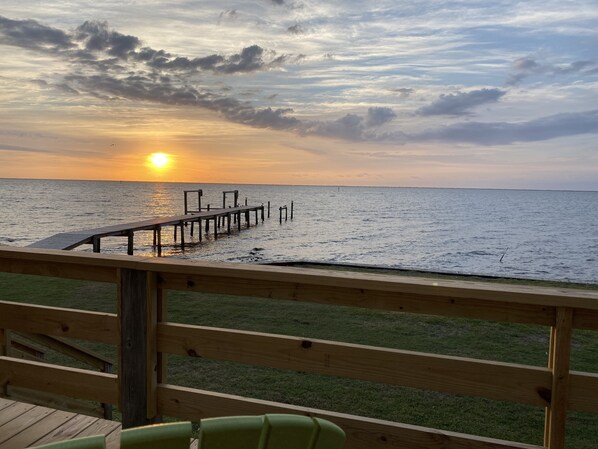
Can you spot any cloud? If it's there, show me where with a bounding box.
[366,107,397,127]
[507,56,598,85]
[0,16,73,51]
[411,110,598,145]
[76,20,140,59]
[218,9,238,24]
[0,143,49,153]
[418,88,506,116]
[287,24,304,35]
[390,87,414,98]
[65,73,301,131]
[0,16,295,75]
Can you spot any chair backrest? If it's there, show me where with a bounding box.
[29,435,106,449]
[120,421,193,449]
[198,414,345,449]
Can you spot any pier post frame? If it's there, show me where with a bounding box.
[214,218,218,240]
[261,204,265,222]
[157,286,168,387]
[291,201,294,220]
[92,237,101,253]
[227,213,231,235]
[118,268,160,428]
[190,221,194,237]
[268,201,270,218]
[544,307,573,449]
[198,219,202,242]
[127,231,134,256]
[179,222,185,249]
[255,209,258,225]
[0,328,6,396]
[156,226,162,257]
[237,211,241,231]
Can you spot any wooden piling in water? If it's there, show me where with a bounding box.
[127,231,134,255]
[268,201,270,218]
[179,221,185,249]
[93,236,101,253]
[279,206,288,223]
[157,226,162,257]
[291,201,294,220]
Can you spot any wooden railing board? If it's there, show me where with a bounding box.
[5,385,105,419]
[12,332,113,371]
[157,385,544,449]
[158,323,552,407]
[161,273,557,325]
[0,301,118,344]
[1,247,597,449]
[0,357,118,405]
[2,246,597,311]
[569,372,598,413]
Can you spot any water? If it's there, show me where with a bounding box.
[1,178,597,284]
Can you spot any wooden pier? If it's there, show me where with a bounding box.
[28,204,265,256]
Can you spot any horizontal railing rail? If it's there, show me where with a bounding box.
[0,246,597,449]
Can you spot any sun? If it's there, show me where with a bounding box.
[147,153,171,169]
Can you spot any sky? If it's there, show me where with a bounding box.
[1,1,597,189]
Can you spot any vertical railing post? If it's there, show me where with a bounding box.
[544,307,573,449]
[157,286,168,387]
[0,328,7,397]
[118,268,159,428]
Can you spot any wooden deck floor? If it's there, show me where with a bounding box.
[0,398,198,448]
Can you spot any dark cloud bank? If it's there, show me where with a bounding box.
[1,16,598,146]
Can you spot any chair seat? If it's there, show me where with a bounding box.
[198,414,345,449]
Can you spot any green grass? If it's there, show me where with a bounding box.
[1,269,597,448]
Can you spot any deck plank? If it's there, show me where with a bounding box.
[0,405,56,446]
[27,413,99,447]
[0,399,199,449]
[0,409,73,449]
[0,400,36,423]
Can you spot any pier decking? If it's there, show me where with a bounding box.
[0,398,200,448]
[0,397,121,448]
[28,205,265,256]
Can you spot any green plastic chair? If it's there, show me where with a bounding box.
[120,421,193,449]
[28,435,106,449]
[197,414,346,449]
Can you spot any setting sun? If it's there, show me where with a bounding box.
[147,153,171,169]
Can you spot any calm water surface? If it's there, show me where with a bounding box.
[1,179,597,283]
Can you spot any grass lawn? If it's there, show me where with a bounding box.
[1,267,597,448]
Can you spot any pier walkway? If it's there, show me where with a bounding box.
[28,205,265,256]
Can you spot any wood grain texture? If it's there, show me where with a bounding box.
[0,301,118,344]
[0,398,121,449]
[0,357,118,404]
[157,323,551,407]
[569,371,598,413]
[544,308,573,449]
[2,246,597,312]
[157,385,544,449]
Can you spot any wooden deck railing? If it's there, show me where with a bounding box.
[0,246,597,449]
